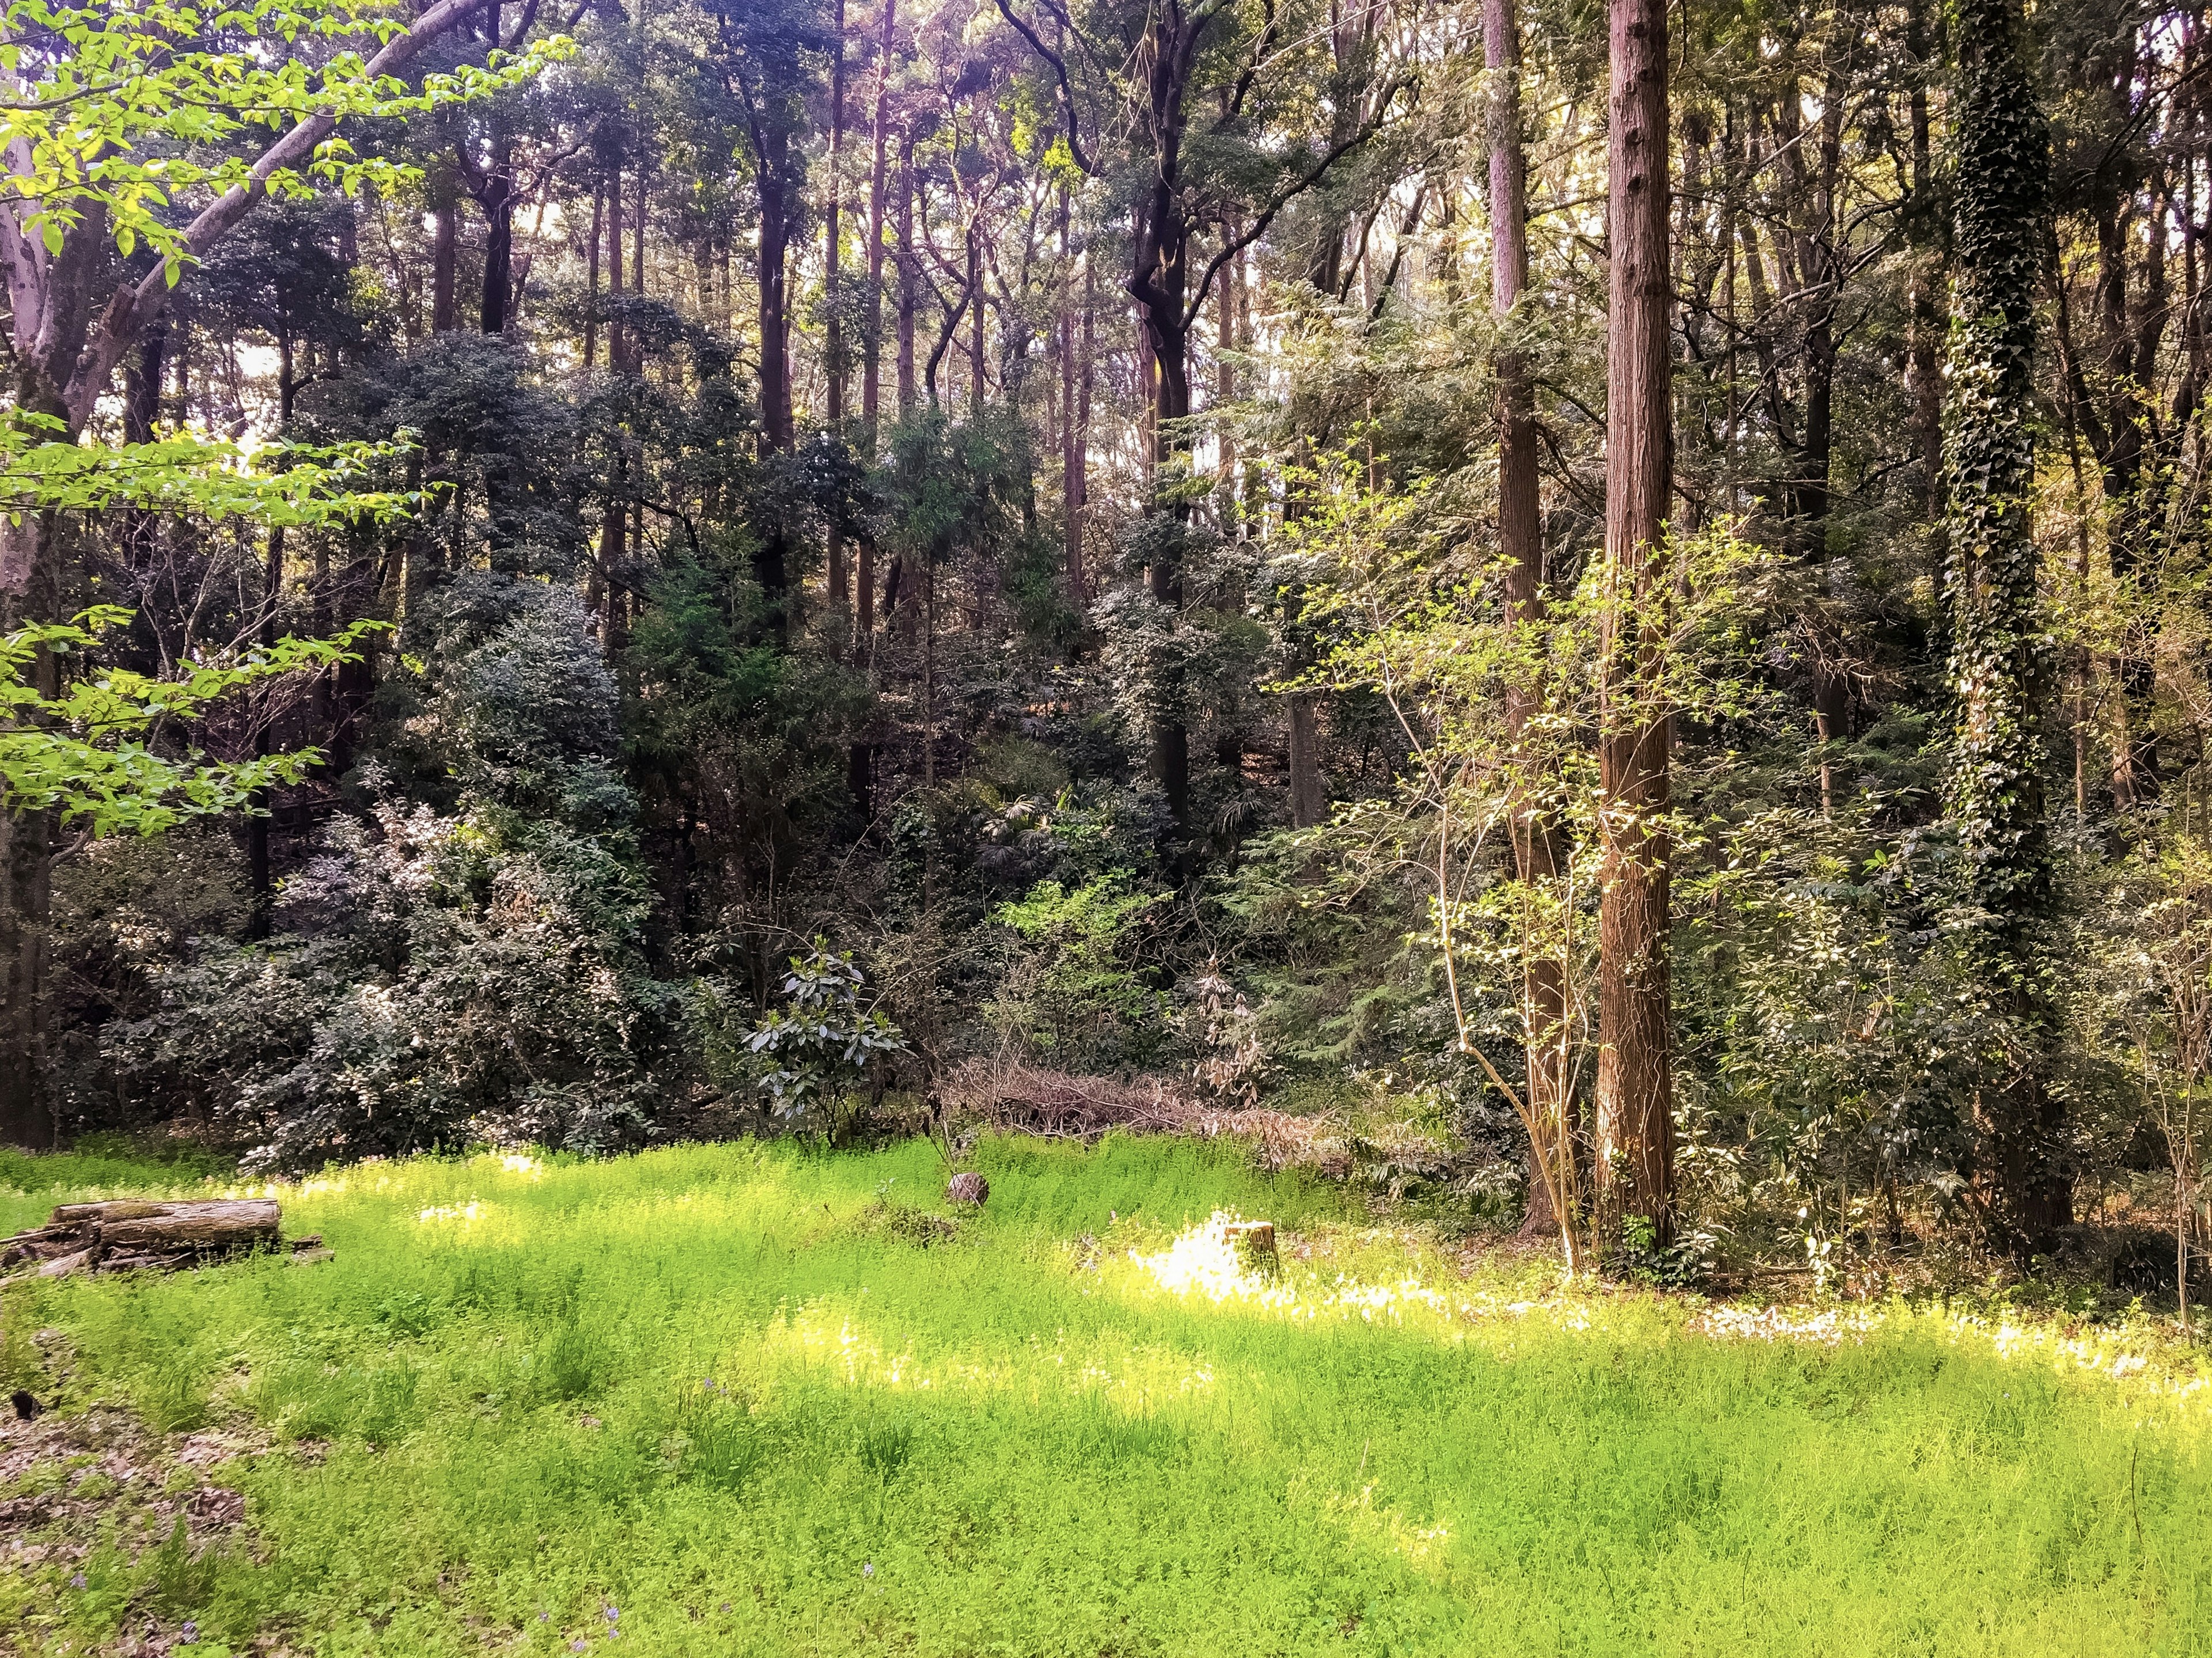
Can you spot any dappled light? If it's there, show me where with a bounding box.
[6,1139,2210,1653]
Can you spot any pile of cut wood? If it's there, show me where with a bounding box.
[0,1199,323,1279]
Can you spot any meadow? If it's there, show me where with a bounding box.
[2,1135,2209,1657]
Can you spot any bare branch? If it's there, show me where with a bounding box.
[992,0,1093,176]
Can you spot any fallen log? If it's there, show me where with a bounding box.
[48,1200,177,1224]
[37,1249,93,1278]
[2,1197,302,1279]
[101,1200,279,1252]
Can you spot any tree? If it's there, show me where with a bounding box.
[712,0,827,627]
[1483,0,1571,1247]
[1944,0,2063,1240]
[1594,0,1676,1246]
[1,0,560,1145]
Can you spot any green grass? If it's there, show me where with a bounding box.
[2,1135,2209,1657]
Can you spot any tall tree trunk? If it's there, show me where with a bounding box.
[1287,698,1325,826]
[608,168,626,373]
[1486,0,1573,1253]
[479,130,516,333]
[825,0,849,614]
[1594,0,1676,1247]
[1136,269,1193,841]
[1060,194,1088,604]
[757,160,793,449]
[896,136,916,421]
[632,142,648,335]
[1945,0,2065,1242]
[1132,220,1194,845]
[1217,219,1237,487]
[1067,247,1092,604]
[753,117,794,634]
[1906,0,1945,521]
[847,0,896,822]
[584,177,604,369]
[968,221,987,409]
[247,337,299,935]
[862,0,895,453]
[431,179,459,335]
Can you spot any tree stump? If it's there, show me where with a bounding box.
[945,1172,989,1207]
[1224,1220,1278,1273]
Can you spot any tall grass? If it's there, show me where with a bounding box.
[2,1134,2206,1656]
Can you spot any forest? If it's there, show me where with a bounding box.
[5,0,2212,1296]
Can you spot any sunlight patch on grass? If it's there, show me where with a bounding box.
[2,1136,2208,1656]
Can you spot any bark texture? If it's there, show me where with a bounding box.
[1594,0,1676,1246]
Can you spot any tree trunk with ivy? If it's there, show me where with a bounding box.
[1943,0,2067,1242]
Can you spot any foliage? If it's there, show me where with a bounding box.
[1,608,379,834]
[745,942,907,1129]
[986,872,1168,1067]
[103,585,699,1168]
[0,0,570,278]
[0,425,421,521]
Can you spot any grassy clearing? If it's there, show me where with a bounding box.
[2,1136,2209,1657]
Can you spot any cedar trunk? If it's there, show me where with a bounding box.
[1594,0,1676,1246]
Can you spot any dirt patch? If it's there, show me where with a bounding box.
[0,1401,275,1655]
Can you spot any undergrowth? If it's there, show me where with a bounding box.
[0,1135,2206,1656]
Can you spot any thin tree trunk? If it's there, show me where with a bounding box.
[827,0,849,614]
[584,178,603,369]
[479,131,516,333]
[1217,218,1237,488]
[863,0,895,451]
[848,0,896,821]
[1594,0,1676,1247]
[1078,263,1094,599]
[1487,0,1574,1255]
[608,168,626,373]
[969,221,986,409]
[247,337,298,935]
[431,181,458,334]
[633,144,648,337]
[896,135,917,420]
[1287,697,1325,826]
[1062,194,1088,604]
[1906,0,1945,521]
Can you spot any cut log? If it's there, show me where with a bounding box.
[48,1201,177,1224]
[100,1201,279,1253]
[1224,1220,1278,1272]
[99,1252,198,1274]
[3,1197,288,1279]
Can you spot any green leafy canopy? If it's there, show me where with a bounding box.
[0,0,575,281]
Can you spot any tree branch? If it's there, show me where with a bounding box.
[1180,76,1411,333]
[61,0,494,430]
[993,0,1093,175]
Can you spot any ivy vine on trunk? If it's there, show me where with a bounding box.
[1942,0,2067,1240]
